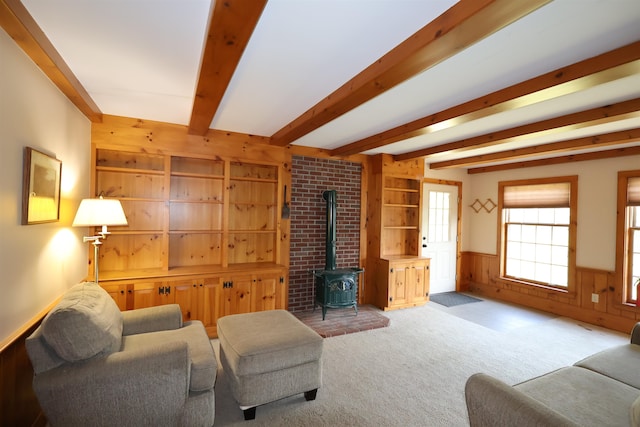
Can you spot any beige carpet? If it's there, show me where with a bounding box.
[211,300,628,426]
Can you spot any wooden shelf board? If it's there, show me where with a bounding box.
[228,229,277,234]
[109,230,163,235]
[169,199,224,204]
[116,197,164,202]
[168,230,223,234]
[384,187,419,192]
[230,177,277,183]
[171,172,224,179]
[382,255,430,261]
[383,203,419,208]
[99,262,286,281]
[97,166,164,175]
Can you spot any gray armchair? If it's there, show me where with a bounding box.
[26,282,217,427]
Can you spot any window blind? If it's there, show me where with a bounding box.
[629,177,640,206]
[503,182,571,208]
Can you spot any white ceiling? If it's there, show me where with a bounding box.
[19,0,640,169]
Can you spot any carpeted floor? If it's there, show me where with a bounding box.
[211,298,627,426]
[430,291,482,307]
[293,304,390,337]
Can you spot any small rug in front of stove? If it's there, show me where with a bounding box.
[294,304,390,338]
[430,292,482,307]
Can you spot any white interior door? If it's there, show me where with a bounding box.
[421,183,458,294]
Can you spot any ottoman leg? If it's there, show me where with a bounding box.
[243,407,256,420]
[304,389,318,401]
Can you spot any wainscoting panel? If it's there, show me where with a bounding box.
[461,251,640,334]
[0,321,45,426]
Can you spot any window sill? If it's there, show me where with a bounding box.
[497,276,571,295]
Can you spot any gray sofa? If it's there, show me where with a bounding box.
[465,322,640,427]
[26,282,217,427]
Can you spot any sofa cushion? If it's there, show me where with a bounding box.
[632,395,640,427]
[41,282,123,362]
[121,320,217,392]
[516,366,640,427]
[575,344,640,389]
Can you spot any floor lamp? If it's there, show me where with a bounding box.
[72,196,128,284]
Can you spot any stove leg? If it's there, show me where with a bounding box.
[322,306,327,320]
[353,304,358,316]
[304,389,318,401]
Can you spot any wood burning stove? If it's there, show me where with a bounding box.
[313,190,363,320]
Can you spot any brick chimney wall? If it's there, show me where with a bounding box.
[289,155,362,311]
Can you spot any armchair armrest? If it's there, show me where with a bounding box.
[33,340,191,426]
[631,322,640,345]
[465,373,579,427]
[122,304,183,335]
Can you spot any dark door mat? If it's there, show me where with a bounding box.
[430,292,482,307]
[294,305,390,338]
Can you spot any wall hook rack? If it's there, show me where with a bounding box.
[470,198,496,213]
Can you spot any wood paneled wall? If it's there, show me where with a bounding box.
[461,251,640,334]
[0,322,46,426]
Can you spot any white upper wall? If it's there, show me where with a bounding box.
[465,155,640,272]
[0,29,90,344]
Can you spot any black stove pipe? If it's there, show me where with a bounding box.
[322,190,337,271]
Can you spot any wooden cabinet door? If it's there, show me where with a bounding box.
[101,283,128,311]
[222,274,252,316]
[131,281,166,310]
[195,277,222,336]
[409,262,427,303]
[171,281,197,322]
[251,273,279,312]
[389,263,409,307]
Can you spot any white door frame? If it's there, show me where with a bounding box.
[421,178,462,293]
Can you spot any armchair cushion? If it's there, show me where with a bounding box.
[41,282,123,362]
[121,304,183,335]
[33,340,191,426]
[120,320,217,392]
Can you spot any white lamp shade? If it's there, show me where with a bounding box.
[72,198,128,227]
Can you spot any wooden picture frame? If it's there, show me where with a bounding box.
[22,147,62,225]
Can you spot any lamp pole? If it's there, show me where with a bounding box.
[83,235,103,284]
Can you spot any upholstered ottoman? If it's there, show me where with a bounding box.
[217,310,323,420]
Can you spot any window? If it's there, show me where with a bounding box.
[499,177,577,290]
[621,174,640,303]
[630,206,640,301]
[428,191,450,243]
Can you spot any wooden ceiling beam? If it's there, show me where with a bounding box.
[0,0,102,122]
[468,145,640,174]
[394,97,640,161]
[429,128,640,169]
[366,41,640,161]
[188,0,267,136]
[270,0,551,147]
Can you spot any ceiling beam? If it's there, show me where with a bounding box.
[270,0,551,147]
[188,0,267,135]
[339,41,640,159]
[394,97,640,161]
[429,128,640,169]
[0,0,102,122]
[468,144,640,174]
